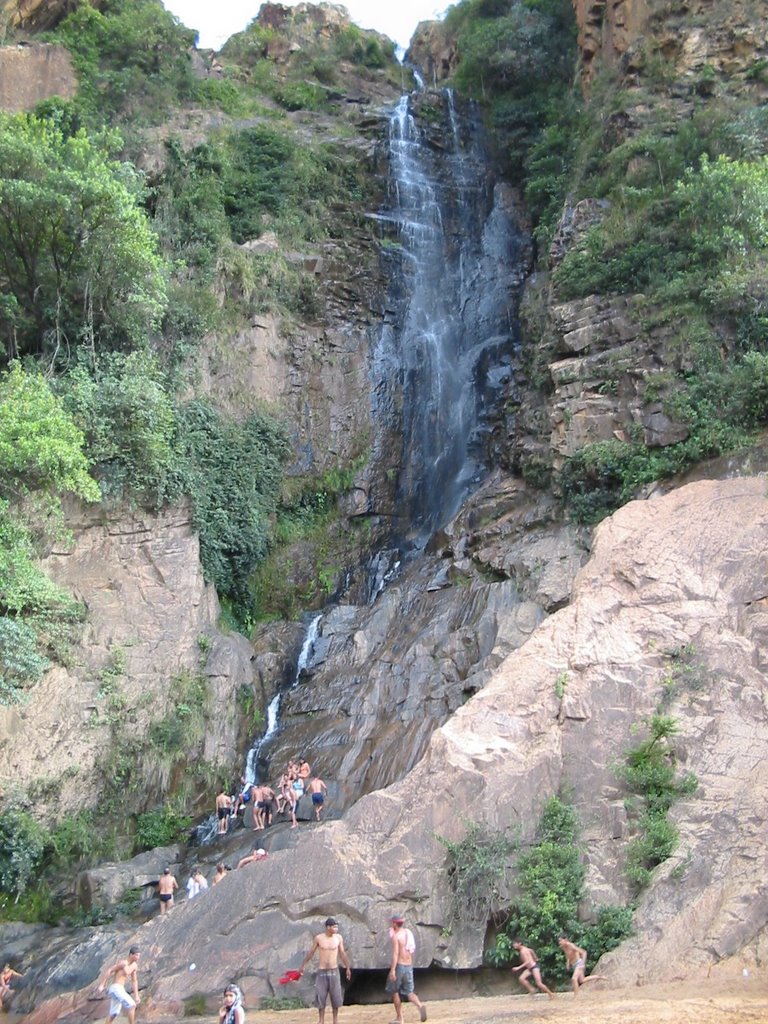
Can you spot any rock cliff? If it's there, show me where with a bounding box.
[0,501,254,821]
[21,476,768,1021]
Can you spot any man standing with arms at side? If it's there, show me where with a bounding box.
[96,945,141,1024]
[298,917,352,1024]
[387,914,427,1023]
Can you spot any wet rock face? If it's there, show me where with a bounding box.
[245,472,586,816]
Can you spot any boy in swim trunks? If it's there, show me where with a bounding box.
[157,867,178,915]
[511,940,554,998]
[97,945,141,1024]
[307,776,328,821]
[557,936,605,994]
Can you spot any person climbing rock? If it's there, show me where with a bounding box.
[96,945,141,1024]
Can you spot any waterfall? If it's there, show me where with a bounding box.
[373,89,521,549]
[194,615,321,844]
[242,613,322,786]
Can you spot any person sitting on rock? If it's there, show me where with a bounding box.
[233,776,251,818]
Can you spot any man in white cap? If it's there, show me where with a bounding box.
[386,914,426,1023]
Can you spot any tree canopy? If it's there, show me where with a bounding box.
[0,114,167,364]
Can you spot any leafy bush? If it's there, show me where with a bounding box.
[0,616,50,704]
[448,0,577,180]
[59,351,178,507]
[50,0,197,124]
[134,805,192,852]
[176,400,289,605]
[0,364,99,501]
[490,795,632,984]
[0,806,48,900]
[438,821,517,925]
[0,363,92,702]
[616,715,698,889]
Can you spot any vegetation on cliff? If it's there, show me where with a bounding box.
[446,0,768,522]
[442,797,633,987]
[0,0,393,882]
[0,0,386,659]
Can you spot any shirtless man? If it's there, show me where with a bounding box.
[299,917,351,1024]
[511,940,554,998]
[216,790,233,834]
[307,777,328,821]
[250,784,267,830]
[557,937,605,994]
[157,866,178,915]
[212,863,229,886]
[387,914,427,1023]
[260,784,276,828]
[97,945,141,1024]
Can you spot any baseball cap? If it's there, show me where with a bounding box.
[390,914,405,924]
[256,848,266,855]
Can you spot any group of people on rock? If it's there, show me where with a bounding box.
[215,756,329,836]
[154,856,263,916]
[94,905,606,1024]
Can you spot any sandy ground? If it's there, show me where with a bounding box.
[7,976,768,1024]
[196,977,765,1024]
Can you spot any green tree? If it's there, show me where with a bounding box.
[59,351,178,505]
[0,363,99,502]
[0,805,48,900]
[0,114,167,363]
[176,400,290,604]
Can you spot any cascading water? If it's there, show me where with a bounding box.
[227,90,529,816]
[374,87,523,548]
[195,615,321,843]
[242,613,322,786]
